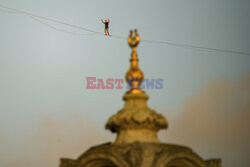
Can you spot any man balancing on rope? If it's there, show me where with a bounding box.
[101,18,110,36]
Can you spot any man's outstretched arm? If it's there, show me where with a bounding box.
[108,18,110,23]
[101,19,104,24]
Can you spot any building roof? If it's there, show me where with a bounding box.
[59,30,221,167]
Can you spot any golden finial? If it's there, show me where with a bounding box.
[126,29,144,94]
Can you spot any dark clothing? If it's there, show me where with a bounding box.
[104,22,109,28]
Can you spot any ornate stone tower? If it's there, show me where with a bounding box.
[59,30,222,167]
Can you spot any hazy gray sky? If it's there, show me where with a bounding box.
[0,0,250,167]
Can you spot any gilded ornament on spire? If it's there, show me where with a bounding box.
[126,29,144,94]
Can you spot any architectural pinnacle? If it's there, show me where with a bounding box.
[106,30,168,144]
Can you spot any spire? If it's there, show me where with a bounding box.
[106,30,168,144]
[126,29,144,94]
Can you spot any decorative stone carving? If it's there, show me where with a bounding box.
[60,142,221,167]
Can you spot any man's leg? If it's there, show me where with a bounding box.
[104,28,107,35]
[107,28,109,36]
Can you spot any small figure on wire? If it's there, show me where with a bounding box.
[101,18,110,36]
